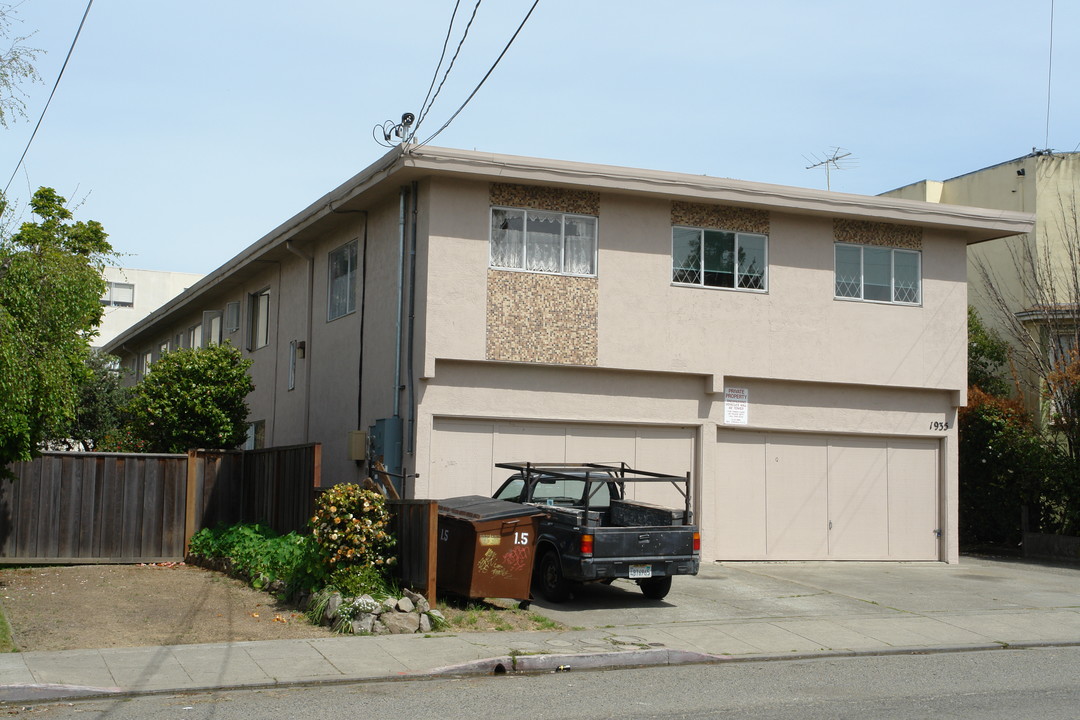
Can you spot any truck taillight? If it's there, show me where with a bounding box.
[580,534,594,557]
[693,532,701,553]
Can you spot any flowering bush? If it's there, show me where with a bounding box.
[310,484,397,570]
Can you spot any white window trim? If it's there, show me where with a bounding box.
[489,206,598,278]
[834,242,922,306]
[671,225,769,293]
[248,288,271,351]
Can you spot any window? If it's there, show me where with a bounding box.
[139,349,153,379]
[157,340,169,358]
[100,282,135,307]
[490,207,597,276]
[328,240,358,321]
[248,289,270,350]
[672,226,767,291]
[225,301,241,333]
[288,340,297,391]
[244,420,265,450]
[187,323,202,349]
[834,243,921,305]
[203,310,223,346]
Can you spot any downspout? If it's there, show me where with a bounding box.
[395,187,406,422]
[285,240,314,442]
[357,214,369,436]
[407,180,419,455]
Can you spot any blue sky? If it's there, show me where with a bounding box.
[2,0,1076,273]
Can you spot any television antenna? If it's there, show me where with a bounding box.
[804,147,855,191]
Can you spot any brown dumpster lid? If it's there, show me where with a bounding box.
[438,495,543,521]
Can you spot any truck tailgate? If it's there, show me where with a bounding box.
[592,525,697,559]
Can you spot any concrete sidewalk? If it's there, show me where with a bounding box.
[2,557,1078,703]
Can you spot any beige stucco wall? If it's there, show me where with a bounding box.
[97,268,205,348]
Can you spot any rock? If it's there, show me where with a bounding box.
[351,613,376,635]
[372,619,390,635]
[267,579,285,593]
[418,613,432,633]
[427,608,446,623]
[396,596,415,613]
[380,597,398,614]
[404,589,431,613]
[382,611,419,635]
[324,592,343,624]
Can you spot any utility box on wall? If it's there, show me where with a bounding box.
[369,417,403,492]
[347,430,368,461]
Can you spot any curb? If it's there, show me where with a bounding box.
[3,640,1079,706]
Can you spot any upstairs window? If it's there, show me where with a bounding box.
[835,244,921,305]
[672,226,767,291]
[225,301,241,333]
[101,282,135,307]
[328,239,358,321]
[490,207,597,276]
[248,289,270,350]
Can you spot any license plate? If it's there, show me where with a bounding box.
[629,564,652,579]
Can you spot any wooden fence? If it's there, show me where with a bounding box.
[1,445,321,564]
[388,499,438,605]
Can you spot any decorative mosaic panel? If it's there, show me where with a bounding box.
[671,201,770,234]
[487,270,598,366]
[490,183,600,216]
[833,218,922,249]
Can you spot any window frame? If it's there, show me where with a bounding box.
[248,288,271,351]
[327,239,358,321]
[100,281,135,307]
[671,225,769,292]
[833,243,922,306]
[225,301,241,333]
[489,206,598,277]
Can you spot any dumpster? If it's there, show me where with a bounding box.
[436,495,543,603]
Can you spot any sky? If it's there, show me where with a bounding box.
[1,0,1077,274]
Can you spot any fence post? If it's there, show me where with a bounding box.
[425,500,438,606]
[312,443,322,488]
[184,449,199,555]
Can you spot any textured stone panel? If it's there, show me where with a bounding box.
[833,219,922,249]
[487,270,598,366]
[671,201,770,234]
[490,183,600,216]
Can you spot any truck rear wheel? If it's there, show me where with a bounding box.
[638,576,672,600]
[537,550,571,603]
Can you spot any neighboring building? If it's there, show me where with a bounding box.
[882,151,1080,417]
[96,267,205,348]
[104,146,1032,563]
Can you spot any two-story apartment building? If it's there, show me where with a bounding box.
[105,146,1033,563]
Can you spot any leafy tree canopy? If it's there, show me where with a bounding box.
[124,343,254,453]
[48,350,130,451]
[967,305,1010,397]
[0,187,111,470]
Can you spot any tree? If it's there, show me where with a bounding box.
[0,187,111,471]
[124,343,254,453]
[967,305,1010,397]
[48,350,129,451]
[0,3,41,128]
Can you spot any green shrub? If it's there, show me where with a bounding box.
[187,524,326,595]
[329,564,397,600]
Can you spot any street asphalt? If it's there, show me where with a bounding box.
[1,556,1077,704]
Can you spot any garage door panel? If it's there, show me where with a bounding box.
[630,426,695,507]
[888,439,939,560]
[715,430,767,560]
[493,423,567,468]
[565,426,636,466]
[766,434,829,559]
[430,419,496,497]
[828,438,889,559]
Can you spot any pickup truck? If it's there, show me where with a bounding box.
[492,462,700,602]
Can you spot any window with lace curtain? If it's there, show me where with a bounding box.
[490,207,597,276]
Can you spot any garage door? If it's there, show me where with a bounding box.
[713,430,939,561]
[429,419,694,508]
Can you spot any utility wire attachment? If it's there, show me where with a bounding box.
[804,147,856,191]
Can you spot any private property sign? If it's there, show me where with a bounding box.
[724,387,749,425]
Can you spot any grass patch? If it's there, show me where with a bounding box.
[435,597,565,633]
[0,602,17,652]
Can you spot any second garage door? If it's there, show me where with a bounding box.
[713,430,940,561]
[428,418,695,508]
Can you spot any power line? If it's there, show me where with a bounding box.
[413,0,463,136]
[1044,0,1054,151]
[412,0,484,138]
[414,0,540,149]
[4,0,94,198]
